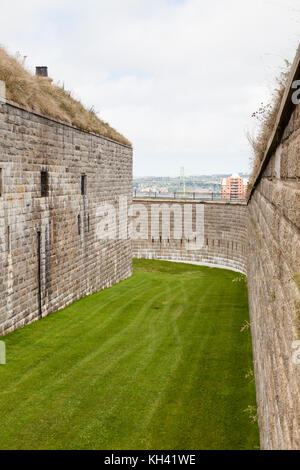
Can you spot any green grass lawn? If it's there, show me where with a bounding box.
[0,259,259,450]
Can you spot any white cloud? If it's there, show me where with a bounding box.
[0,0,299,175]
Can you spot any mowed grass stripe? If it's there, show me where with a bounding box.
[0,259,259,450]
[0,281,182,438]
[0,279,152,393]
[0,281,176,416]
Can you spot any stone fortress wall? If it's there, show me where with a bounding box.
[247,48,300,450]
[0,99,132,335]
[131,199,248,274]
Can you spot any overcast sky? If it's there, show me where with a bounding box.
[0,0,299,176]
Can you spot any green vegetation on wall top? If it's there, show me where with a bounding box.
[0,47,131,147]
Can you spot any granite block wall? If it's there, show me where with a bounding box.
[0,100,132,335]
[247,103,300,450]
[132,198,248,274]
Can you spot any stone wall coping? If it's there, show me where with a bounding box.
[132,197,247,206]
[248,43,300,202]
[2,99,132,150]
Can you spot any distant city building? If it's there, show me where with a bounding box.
[221,174,248,200]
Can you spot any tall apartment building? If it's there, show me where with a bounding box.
[221,173,248,200]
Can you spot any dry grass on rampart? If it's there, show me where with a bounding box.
[248,61,291,186]
[0,47,131,146]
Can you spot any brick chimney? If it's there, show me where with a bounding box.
[36,66,48,77]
